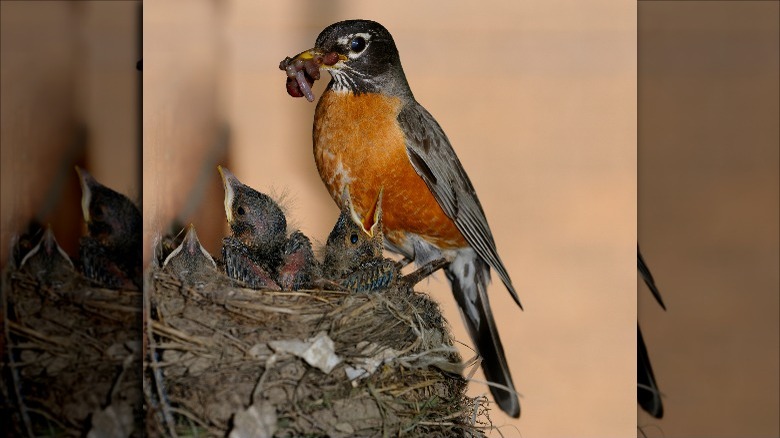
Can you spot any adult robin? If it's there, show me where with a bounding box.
[76,167,142,290]
[638,247,665,418]
[283,19,522,417]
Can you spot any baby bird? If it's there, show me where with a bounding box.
[322,187,398,292]
[76,167,142,290]
[277,230,321,291]
[12,221,45,269]
[18,226,77,290]
[162,224,219,288]
[219,166,285,290]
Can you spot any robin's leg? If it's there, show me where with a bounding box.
[394,257,414,270]
[403,258,448,287]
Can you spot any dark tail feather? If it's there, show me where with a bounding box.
[446,256,520,418]
[638,246,665,418]
[638,324,664,418]
[638,247,666,310]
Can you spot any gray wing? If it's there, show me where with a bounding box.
[397,102,522,308]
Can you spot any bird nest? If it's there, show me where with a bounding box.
[1,267,143,437]
[145,266,492,437]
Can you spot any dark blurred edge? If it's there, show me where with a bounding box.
[137,2,143,208]
[0,2,144,436]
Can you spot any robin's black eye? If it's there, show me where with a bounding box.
[350,36,366,53]
[237,206,245,215]
[350,233,359,244]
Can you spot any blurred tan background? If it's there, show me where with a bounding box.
[638,2,779,437]
[144,1,636,436]
[1,1,140,268]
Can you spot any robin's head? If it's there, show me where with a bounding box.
[218,166,287,251]
[76,167,142,249]
[292,20,411,97]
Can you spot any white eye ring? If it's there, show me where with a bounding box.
[350,36,366,53]
[338,33,371,59]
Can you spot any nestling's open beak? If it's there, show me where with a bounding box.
[217,165,237,224]
[19,225,74,270]
[75,166,93,223]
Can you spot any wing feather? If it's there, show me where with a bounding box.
[398,102,522,308]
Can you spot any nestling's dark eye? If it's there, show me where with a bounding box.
[92,206,104,220]
[350,36,366,53]
[350,233,359,244]
[237,206,245,215]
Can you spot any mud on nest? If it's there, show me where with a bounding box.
[146,267,492,437]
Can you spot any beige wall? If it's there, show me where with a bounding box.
[144,1,637,436]
[143,0,224,263]
[638,2,779,437]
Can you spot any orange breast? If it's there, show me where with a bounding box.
[314,91,466,250]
